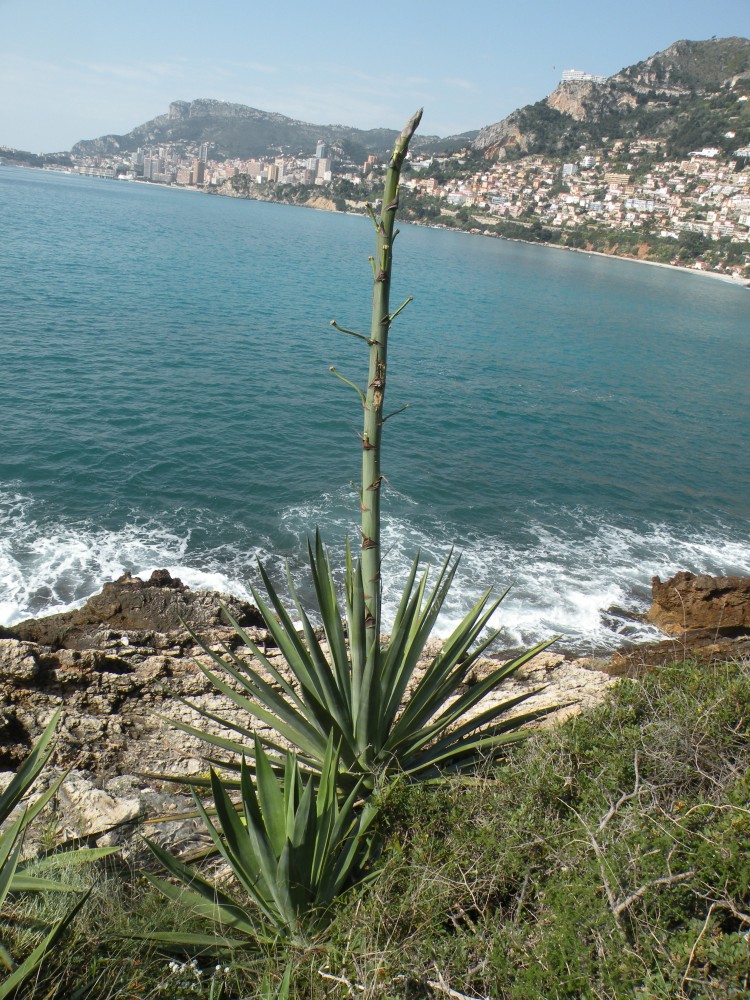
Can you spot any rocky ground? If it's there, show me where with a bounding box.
[2,568,749,856]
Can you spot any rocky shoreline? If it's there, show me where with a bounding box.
[2,568,749,856]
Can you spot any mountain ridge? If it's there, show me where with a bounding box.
[70,98,478,161]
[473,36,750,160]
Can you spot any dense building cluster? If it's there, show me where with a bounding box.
[411,141,750,249]
[53,119,750,278]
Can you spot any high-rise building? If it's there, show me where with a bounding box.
[200,142,209,162]
[191,159,205,185]
[315,139,327,159]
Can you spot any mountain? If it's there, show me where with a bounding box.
[474,37,750,160]
[71,99,477,162]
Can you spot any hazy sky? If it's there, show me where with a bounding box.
[2,0,749,151]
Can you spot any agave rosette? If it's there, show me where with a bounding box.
[168,533,556,788]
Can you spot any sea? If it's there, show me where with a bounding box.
[1,164,749,654]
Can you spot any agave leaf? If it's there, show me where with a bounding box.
[344,539,367,718]
[390,589,499,740]
[144,872,261,936]
[206,610,302,709]
[380,557,465,730]
[126,930,249,953]
[0,887,91,1000]
[273,966,293,1000]
[199,665,331,758]
[190,647,316,744]
[0,827,24,911]
[429,637,557,733]
[308,532,351,709]
[284,562,354,740]
[6,875,75,893]
[148,741,377,942]
[157,712,256,760]
[194,650,310,738]
[418,689,546,755]
[144,840,263,935]
[0,708,61,823]
[28,845,119,870]
[254,738,286,857]
[321,797,379,902]
[206,769,281,920]
[398,697,543,770]
[251,566,337,711]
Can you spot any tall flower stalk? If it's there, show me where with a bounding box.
[359,109,422,640]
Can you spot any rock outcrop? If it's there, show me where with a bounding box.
[647,571,750,636]
[6,569,262,650]
[473,36,750,161]
[608,570,750,675]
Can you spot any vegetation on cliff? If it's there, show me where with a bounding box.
[3,659,749,997]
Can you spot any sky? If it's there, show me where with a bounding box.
[1,0,749,152]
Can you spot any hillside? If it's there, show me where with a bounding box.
[70,98,477,162]
[474,36,750,160]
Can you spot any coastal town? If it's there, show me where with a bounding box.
[6,68,744,282]
[40,123,750,281]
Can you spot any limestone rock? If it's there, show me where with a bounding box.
[647,571,750,636]
[0,639,43,684]
[58,772,141,837]
[8,569,263,650]
[463,651,617,726]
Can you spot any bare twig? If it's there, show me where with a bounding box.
[427,967,488,1000]
[598,751,641,831]
[513,871,530,925]
[318,968,366,993]
[561,800,623,931]
[712,898,750,926]
[681,903,716,993]
[614,871,694,917]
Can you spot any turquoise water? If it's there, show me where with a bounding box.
[2,164,749,651]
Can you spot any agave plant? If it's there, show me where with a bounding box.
[173,534,555,788]
[145,735,377,946]
[0,709,115,997]
[163,108,556,790]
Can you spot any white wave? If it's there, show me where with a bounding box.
[0,489,187,625]
[3,485,750,655]
[0,488,278,626]
[276,491,750,653]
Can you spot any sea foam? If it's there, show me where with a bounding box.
[3,490,749,655]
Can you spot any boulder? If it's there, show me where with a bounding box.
[647,571,750,636]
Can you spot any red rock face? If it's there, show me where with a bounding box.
[647,571,750,636]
